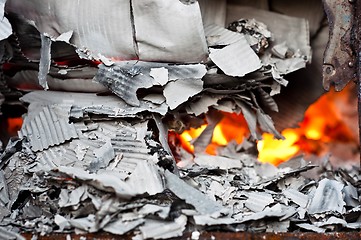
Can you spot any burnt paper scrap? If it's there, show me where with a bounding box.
[209,36,261,77]
[56,163,163,199]
[244,191,274,212]
[20,90,168,118]
[138,215,187,239]
[307,178,345,215]
[228,18,272,54]
[194,154,243,170]
[95,61,206,107]
[164,170,229,217]
[163,78,203,110]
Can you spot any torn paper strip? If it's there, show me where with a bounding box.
[296,223,326,233]
[283,188,308,208]
[10,70,107,93]
[193,215,236,226]
[236,203,287,222]
[138,204,170,219]
[38,34,51,90]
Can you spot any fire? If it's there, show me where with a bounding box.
[177,84,358,165]
[259,84,358,164]
[179,112,249,155]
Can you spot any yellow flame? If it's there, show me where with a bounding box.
[179,125,207,152]
[212,124,228,146]
[257,129,300,165]
[304,117,324,140]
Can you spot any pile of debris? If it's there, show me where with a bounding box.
[0,0,360,239]
[1,125,361,239]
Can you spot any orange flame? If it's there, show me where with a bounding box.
[179,112,249,155]
[258,84,357,164]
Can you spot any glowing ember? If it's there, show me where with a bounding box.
[7,117,23,136]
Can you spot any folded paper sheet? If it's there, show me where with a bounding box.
[5,0,208,63]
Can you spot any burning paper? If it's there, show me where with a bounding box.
[3,1,357,239]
